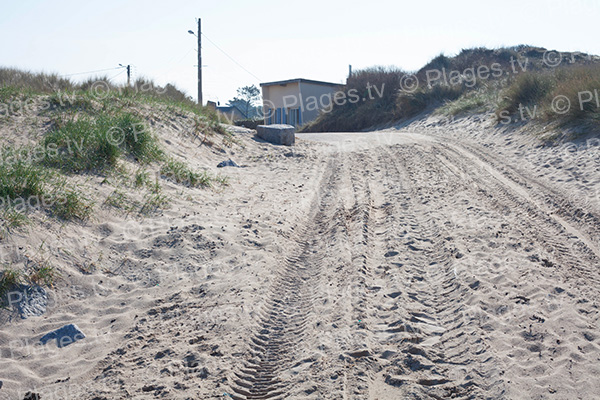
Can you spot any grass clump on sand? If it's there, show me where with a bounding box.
[0,262,58,307]
[0,153,47,228]
[437,86,500,117]
[0,208,30,234]
[28,262,57,287]
[0,147,93,223]
[140,183,169,214]
[160,158,212,188]
[0,153,48,199]
[0,267,22,305]
[43,112,162,173]
[51,183,93,220]
[134,168,151,188]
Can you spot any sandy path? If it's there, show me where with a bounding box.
[226,130,600,399]
[3,127,598,399]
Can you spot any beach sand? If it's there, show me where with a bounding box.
[1,114,599,399]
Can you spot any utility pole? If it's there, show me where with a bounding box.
[197,18,203,107]
[119,63,131,86]
[188,19,203,107]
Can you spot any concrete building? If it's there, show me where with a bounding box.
[260,78,343,126]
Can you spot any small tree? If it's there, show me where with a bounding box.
[227,85,260,118]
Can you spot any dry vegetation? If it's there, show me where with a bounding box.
[302,46,600,133]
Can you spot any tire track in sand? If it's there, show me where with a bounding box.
[227,159,344,400]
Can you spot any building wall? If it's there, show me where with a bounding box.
[298,82,342,124]
[262,81,343,127]
[262,83,300,109]
[262,83,300,125]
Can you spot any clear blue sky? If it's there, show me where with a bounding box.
[2,0,599,104]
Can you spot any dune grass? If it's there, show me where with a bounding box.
[160,158,212,188]
[302,46,599,133]
[0,153,48,199]
[494,64,600,126]
[0,67,234,230]
[1,207,30,231]
[437,86,500,117]
[28,263,57,287]
[51,183,93,220]
[43,112,162,173]
[547,65,600,122]
[0,267,22,305]
[0,152,93,223]
[497,73,554,115]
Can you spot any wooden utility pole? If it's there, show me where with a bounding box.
[197,18,203,107]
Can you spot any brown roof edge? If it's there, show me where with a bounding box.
[260,78,343,87]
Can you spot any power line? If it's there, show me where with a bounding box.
[107,69,126,82]
[201,32,261,81]
[161,48,194,72]
[61,66,122,78]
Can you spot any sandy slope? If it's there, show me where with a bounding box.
[2,118,600,400]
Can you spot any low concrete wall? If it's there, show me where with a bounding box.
[256,124,295,146]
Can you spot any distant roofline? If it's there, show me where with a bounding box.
[260,78,342,87]
[216,105,247,118]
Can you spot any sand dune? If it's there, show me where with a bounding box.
[1,116,599,399]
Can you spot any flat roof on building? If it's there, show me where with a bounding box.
[260,78,342,87]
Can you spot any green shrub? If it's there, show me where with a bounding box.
[494,64,600,125]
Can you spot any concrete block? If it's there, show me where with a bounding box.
[40,323,86,348]
[16,285,47,319]
[256,124,295,146]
